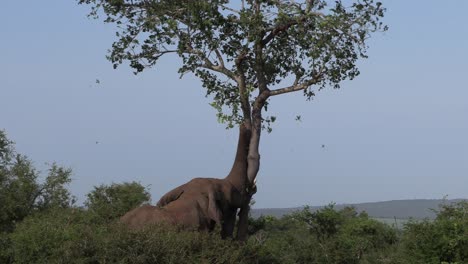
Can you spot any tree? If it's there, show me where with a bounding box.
[0,130,74,233]
[85,182,151,221]
[77,0,387,240]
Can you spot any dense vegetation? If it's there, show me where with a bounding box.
[1,130,466,264]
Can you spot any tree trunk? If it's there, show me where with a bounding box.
[235,89,269,241]
[236,117,261,241]
[231,52,271,240]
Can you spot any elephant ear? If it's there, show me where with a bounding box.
[156,185,185,207]
[207,191,223,224]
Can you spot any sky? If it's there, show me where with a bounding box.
[1,1,467,208]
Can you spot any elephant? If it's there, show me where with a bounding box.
[120,124,255,239]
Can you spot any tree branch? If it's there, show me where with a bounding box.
[235,49,248,68]
[305,0,314,13]
[214,49,225,68]
[221,4,241,14]
[253,88,271,110]
[262,11,324,46]
[270,17,361,98]
[270,76,320,96]
[153,50,178,60]
[234,49,251,123]
[185,44,237,80]
[270,82,308,96]
[262,19,300,46]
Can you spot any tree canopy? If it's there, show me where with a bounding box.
[78,0,386,128]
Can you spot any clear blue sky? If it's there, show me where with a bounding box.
[1,1,467,208]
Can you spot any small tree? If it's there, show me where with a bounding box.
[78,0,387,240]
[0,130,74,233]
[85,182,151,221]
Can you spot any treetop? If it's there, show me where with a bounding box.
[78,0,387,127]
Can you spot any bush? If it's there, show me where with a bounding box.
[7,208,104,263]
[0,130,75,263]
[7,208,272,264]
[4,193,466,264]
[401,201,468,264]
[85,181,151,222]
[253,205,399,264]
[0,130,74,233]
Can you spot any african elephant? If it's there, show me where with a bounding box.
[120,125,255,239]
[120,177,243,237]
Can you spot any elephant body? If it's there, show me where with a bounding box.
[120,177,243,236]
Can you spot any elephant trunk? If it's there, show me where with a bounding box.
[225,123,251,193]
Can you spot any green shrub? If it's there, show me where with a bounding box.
[0,232,12,264]
[5,198,466,264]
[401,201,468,264]
[7,207,274,264]
[95,225,271,264]
[0,130,74,234]
[85,181,151,222]
[8,208,105,264]
[253,205,399,264]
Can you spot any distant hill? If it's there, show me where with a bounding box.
[251,199,466,220]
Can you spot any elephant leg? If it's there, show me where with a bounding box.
[221,208,237,239]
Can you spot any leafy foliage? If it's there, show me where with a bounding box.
[255,205,398,263]
[6,208,104,264]
[85,181,151,221]
[77,0,387,127]
[7,208,268,264]
[401,201,468,264]
[0,130,74,263]
[0,130,74,233]
[3,188,468,264]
